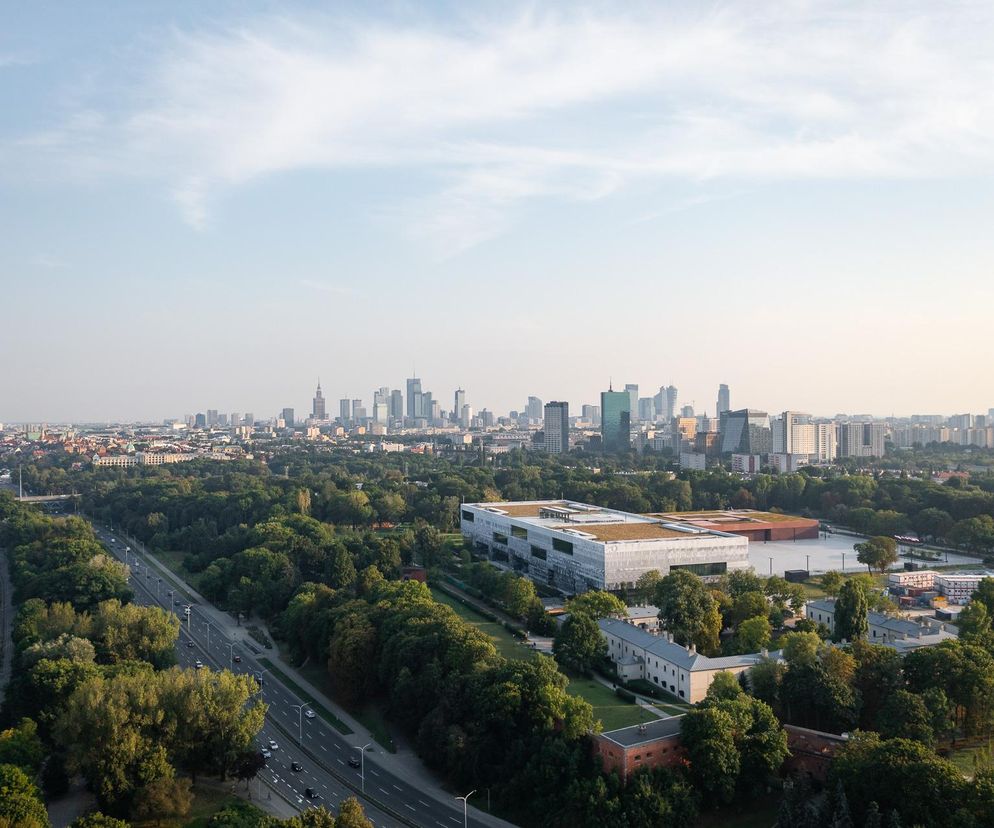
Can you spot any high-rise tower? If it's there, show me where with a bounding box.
[312,380,326,420]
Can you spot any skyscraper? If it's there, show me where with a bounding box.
[582,404,601,425]
[601,387,631,452]
[666,385,678,420]
[340,399,350,424]
[281,407,295,427]
[389,389,404,420]
[312,381,326,420]
[637,397,655,423]
[653,387,668,422]
[526,396,544,420]
[720,410,772,455]
[243,412,254,427]
[206,409,218,426]
[230,412,240,428]
[453,389,466,422]
[717,384,730,416]
[351,399,364,423]
[625,384,639,419]
[406,378,422,421]
[544,401,570,454]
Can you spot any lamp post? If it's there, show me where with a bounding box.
[355,743,371,793]
[768,556,773,576]
[156,577,162,600]
[225,641,235,669]
[842,552,846,572]
[456,790,477,828]
[290,704,310,744]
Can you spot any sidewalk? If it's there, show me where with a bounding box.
[109,524,514,828]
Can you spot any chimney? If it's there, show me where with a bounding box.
[689,643,696,655]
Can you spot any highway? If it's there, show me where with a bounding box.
[91,524,498,828]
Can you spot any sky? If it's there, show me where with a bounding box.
[2,1,994,423]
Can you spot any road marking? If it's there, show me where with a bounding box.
[405,804,416,812]
[369,768,380,776]
[449,818,460,824]
[319,745,327,752]
[393,784,402,791]
[336,759,345,765]
[419,800,430,807]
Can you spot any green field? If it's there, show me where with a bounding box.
[947,741,993,778]
[429,586,537,661]
[566,674,649,731]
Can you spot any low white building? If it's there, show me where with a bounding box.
[600,618,775,703]
[460,500,749,593]
[806,599,957,652]
[888,570,940,589]
[934,572,994,605]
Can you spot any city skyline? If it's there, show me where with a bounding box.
[4,3,994,420]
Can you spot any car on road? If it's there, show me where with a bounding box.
[268,740,279,751]
[174,599,181,606]
[290,761,303,772]
[186,640,195,648]
[194,660,203,669]
[304,788,318,799]
[233,655,241,663]
[348,757,361,769]
[260,748,271,759]
[304,709,316,719]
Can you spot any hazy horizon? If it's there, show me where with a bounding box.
[3,2,994,422]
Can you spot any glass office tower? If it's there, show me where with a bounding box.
[601,389,632,452]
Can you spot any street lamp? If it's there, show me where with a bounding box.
[768,556,773,576]
[355,743,371,792]
[225,641,235,669]
[842,552,846,572]
[290,704,310,744]
[156,577,162,600]
[456,790,477,828]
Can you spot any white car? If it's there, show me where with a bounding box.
[304,709,316,719]
[194,660,204,669]
[260,748,272,759]
[268,740,280,751]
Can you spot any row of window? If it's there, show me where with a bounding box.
[488,531,574,557]
[670,561,727,577]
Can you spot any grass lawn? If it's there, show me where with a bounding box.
[130,784,253,828]
[154,548,205,594]
[566,674,648,731]
[429,586,537,662]
[946,741,993,778]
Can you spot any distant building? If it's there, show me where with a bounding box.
[339,399,350,425]
[281,408,295,428]
[389,389,404,420]
[453,389,466,422]
[731,453,763,474]
[679,452,706,470]
[406,377,423,421]
[601,388,632,452]
[721,409,772,455]
[526,396,544,421]
[637,397,656,423]
[838,422,887,458]
[625,384,639,418]
[312,381,326,420]
[717,384,730,416]
[581,404,601,426]
[543,401,570,454]
[665,385,678,420]
[650,509,819,542]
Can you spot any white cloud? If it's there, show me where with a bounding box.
[14,2,994,251]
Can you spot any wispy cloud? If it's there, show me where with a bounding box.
[12,3,994,251]
[299,279,355,296]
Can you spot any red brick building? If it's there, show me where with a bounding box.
[592,716,686,778]
[651,509,819,542]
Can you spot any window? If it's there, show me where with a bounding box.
[670,561,727,577]
[511,525,528,540]
[493,531,508,545]
[461,510,474,522]
[552,537,574,555]
[530,545,547,560]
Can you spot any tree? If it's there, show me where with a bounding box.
[821,571,844,597]
[734,615,772,654]
[728,591,769,628]
[654,570,722,655]
[553,613,606,675]
[957,601,994,649]
[834,579,869,642]
[680,706,739,803]
[854,537,898,574]
[564,591,627,620]
[335,797,374,828]
[727,570,764,598]
[634,570,662,603]
[0,719,44,774]
[0,763,50,828]
[129,775,193,824]
[70,815,130,828]
[973,577,994,616]
[877,690,935,746]
[764,576,806,615]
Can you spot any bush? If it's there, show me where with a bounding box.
[616,686,636,703]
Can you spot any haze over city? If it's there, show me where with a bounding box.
[3,1,994,420]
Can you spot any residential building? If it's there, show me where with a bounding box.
[934,572,994,605]
[771,453,811,473]
[805,599,957,651]
[679,452,706,470]
[543,401,570,454]
[731,453,762,474]
[459,500,749,593]
[581,404,601,425]
[814,422,838,461]
[526,396,544,421]
[838,422,887,458]
[599,618,773,702]
[206,409,218,426]
[887,570,940,590]
[601,388,632,452]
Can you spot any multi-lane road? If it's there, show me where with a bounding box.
[90,523,504,828]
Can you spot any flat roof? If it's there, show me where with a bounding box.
[484,501,570,518]
[600,715,685,748]
[649,509,818,528]
[562,523,693,542]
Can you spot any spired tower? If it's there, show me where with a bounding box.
[312,380,326,420]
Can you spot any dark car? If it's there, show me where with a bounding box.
[291,761,303,772]
[174,599,181,606]
[348,757,361,769]
[186,641,195,648]
[305,788,318,799]
[233,655,241,663]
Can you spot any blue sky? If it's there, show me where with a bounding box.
[2,1,993,422]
